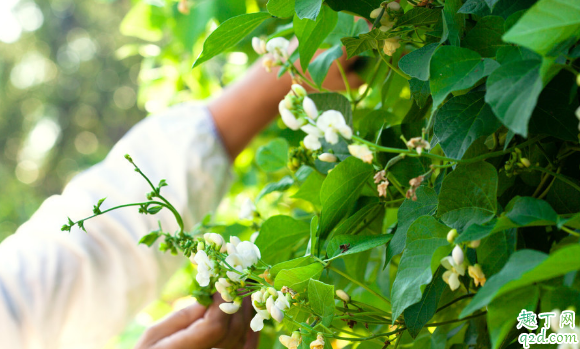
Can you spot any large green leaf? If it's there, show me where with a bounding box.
[308,279,335,326]
[485,59,543,137]
[398,43,439,81]
[397,7,442,27]
[442,0,465,46]
[193,12,271,68]
[295,0,323,20]
[274,263,324,293]
[120,2,165,41]
[403,266,448,338]
[270,256,315,277]
[255,215,310,264]
[291,170,325,206]
[434,92,501,160]
[327,234,392,260]
[487,286,540,349]
[267,0,295,18]
[458,0,491,17]
[477,229,516,277]
[330,200,383,237]
[294,6,338,71]
[256,176,294,202]
[409,79,431,108]
[256,138,289,172]
[325,0,382,19]
[310,45,343,87]
[459,249,547,317]
[503,0,580,56]
[462,16,507,57]
[391,216,452,322]
[430,46,500,110]
[319,157,373,239]
[385,186,438,265]
[437,162,498,229]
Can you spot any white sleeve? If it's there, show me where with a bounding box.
[0,103,233,349]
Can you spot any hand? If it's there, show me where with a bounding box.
[134,295,258,349]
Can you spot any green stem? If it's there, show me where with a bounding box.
[336,60,353,101]
[328,265,391,305]
[68,201,177,229]
[377,49,410,80]
[424,311,487,327]
[354,59,383,109]
[330,327,406,341]
[528,167,580,193]
[561,226,580,237]
[436,293,475,313]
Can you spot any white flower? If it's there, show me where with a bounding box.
[468,264,486,287]
[280,333,301,349]
[194,250,216,287]
[348,144,374,164]
[318,153,337,162]
[452,245,464,265]
[383,37,400,56]
[239,198,256,220]
[374,170,386,184]
[336,289,350,302]
[230,235,242,246]
[204,233,225,250]
[380,16,396,31]
[236,241,261,268]
[304,135,322,150]
[370,7,382,18]
[270,303,284,322]
[252,37,267,55]
[387,2,401,11]
[279,101,304,130]
[275,291,290,310]
[576,106,580,131]
[219,300,241,314]
[316,110,352,144]
[266,37,290,60]
[250,313,267,332]
[441,256,466,291]
[310,334,325,349]
[377,180,389,197]
[216,278,233,302]
[406,137,431,155]
[303,97,319,120]
[250,290,271,332]
[250,231,259,243]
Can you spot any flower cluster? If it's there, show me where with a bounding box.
[370,1,403,56]
[250,287,293,331]
[441,230,486,291]
[406,137,431,155]
[252,37,290,72]
[504,148,532,177]
[278,85,353,151]
[279,332,325,349]
[348,144,374,164]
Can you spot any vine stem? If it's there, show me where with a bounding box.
[67,201,176,229]
[424,311,487,327]
[561,226,580,237]
[436,293,475,313]
[354,59,383,109]
[336,60,353,101]
[330,326,406,341]
[327,265,391,305]
[528,167,580,193]
[377,48,410,80]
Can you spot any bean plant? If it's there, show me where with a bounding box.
[64,0,580,348]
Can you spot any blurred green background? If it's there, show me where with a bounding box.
[0,0,303,347]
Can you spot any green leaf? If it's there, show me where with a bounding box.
[484,0,501,9]
[308,279,335,326]
[267,0,295,18]
[458,0,491,17]
[503,0,580,56]
[434,92,501,160]
[485,59,543,137]
[291,170,325,206]
[442,0,465,46]
[437,162,498,229]
[397,7,442,27]
[325,0,382,19]
[331,200,383,238]
[193,12,271,68]
[295,0,323,20]
[462,16,507,57]
[504,196,559,227]
[528,72,579,142]
[409,79,432,109]
[308,92,353,126]
[307,215,319,256]
[257,176,295,202]
[430,46,500,110]
[271,256,315,277]
[341,36,374,59]
[399,43,439,81]
[294,6,338,71]
[255,215,310,264]
[274,263,324,294]
[477,229,516,277]
[487,286,540,349]
[391,216,453,322]
[327,234,392,260]
[386,186,438,265]
[139,231,161,247]
[256,138,289,172]
[120,2,165,41]
[404,266,448,338]
[310,45,343,87]
[319,156,373,239]
[459,249,547,317]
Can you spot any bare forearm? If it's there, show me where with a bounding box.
[208,62,292,159]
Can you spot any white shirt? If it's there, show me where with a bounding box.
[0,104,232,349]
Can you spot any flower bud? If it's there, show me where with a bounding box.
[319,153,338,163]
[383,37,401,56]
[468,239,481,248]
[577,74,580,87]
[336,289,350,302]
[468,264,486,287]
[197,241,205,251]
[252,37,267,55]
[310,334,325,349]
[270,304,284,322]
[267,287,278,297]
[219,300,241,314]
[447,229,458,243]
[387,2,401,11]
[452,245,464,266]
[303,96,319,120]
[292,84,308,97]
[520,158,531,168]
[370,7,383,19]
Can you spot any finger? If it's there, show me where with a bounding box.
[137,303,207,347]
[154,297,232,349]
[213,310,246,349]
